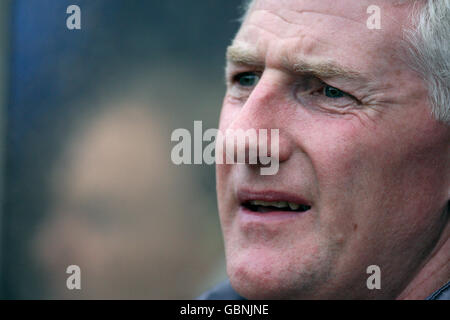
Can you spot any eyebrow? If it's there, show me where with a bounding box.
[226,43,263,66]
[226,43,365,81]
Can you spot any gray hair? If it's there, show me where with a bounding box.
[405,0,450,124]
[239,0,450,125]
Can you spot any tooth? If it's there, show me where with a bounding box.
[248,200,308,211]
[250,200,289,208]
[273,201,288,208]
[251,200,268,206]
[288,202,300,210]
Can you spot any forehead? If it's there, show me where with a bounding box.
[233,0,414,74]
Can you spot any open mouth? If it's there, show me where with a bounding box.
[242,200,311,213]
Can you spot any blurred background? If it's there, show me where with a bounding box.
[0,0,244,299]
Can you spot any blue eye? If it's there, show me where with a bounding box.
[324,85,346,98]
[235,72,260,87]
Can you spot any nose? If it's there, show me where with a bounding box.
[224,71,293,166]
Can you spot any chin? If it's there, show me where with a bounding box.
[227,262,292,300]
[226,245,330,300]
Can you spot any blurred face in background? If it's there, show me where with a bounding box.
[216,0,449,299]
[34,104,219,299]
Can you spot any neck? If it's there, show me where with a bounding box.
[397,221,450,300]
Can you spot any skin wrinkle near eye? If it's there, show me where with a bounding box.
[226,58,367,116]
[296,92,358,117]
[293,77,354,106]
[225,64,372,117]
[226,71,385,121]
[227,69,365,119]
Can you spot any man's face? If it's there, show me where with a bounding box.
[35,106,217,299]
[216,0,449,299]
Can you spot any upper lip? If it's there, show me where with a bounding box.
[237,188,311,206]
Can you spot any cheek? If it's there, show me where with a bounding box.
[298,115,407,240]
[216,164,232,217]
[216,99,244,205]
[299,119,364,200]
[215,105,234,225]
[216,107,233,188]
[299,111,448,233]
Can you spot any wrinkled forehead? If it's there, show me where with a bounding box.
[243,0,415,34]
[234,0,416,74]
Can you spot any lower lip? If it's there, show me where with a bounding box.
[238,205,309,222]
